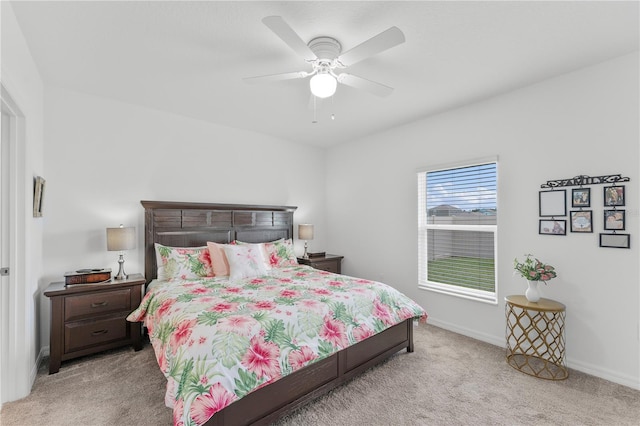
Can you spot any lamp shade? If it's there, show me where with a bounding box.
[106,225,136,251]
[298,224,314,241]
[309,73,337,98]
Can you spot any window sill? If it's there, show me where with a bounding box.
[419,282,498,305]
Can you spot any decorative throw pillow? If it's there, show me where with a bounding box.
[206,241,231,277]
[154,243,213,281]
[222,243,268,280]
[233,240,270,269]
[235,238,298,268]
[263,238,298,267]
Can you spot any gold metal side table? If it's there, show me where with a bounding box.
[505,295,568,380]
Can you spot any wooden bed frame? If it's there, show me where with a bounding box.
[141,200,415,426]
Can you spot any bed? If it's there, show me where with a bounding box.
[129,200,427,426]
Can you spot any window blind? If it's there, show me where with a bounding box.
[418,160,498,302]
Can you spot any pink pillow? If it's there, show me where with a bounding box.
[206,241,230,277]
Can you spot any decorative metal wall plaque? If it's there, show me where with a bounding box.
[540,174,629,189]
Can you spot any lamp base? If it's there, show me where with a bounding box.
[302,241,309,259]
[114,254,128,280]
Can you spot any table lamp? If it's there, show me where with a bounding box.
[298,224,314,259]
[106,224,136,280]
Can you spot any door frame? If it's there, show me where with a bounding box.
[1,84,29,405]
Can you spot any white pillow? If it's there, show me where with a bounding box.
[222,243,268,280]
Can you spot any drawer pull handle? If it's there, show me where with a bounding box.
[91,329,108,336]
[91,301,108,308]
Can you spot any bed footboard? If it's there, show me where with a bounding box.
[206,318,415,426]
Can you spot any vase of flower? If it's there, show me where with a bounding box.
[514,254,557,303]
[525,280,541,302]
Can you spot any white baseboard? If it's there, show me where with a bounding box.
[566,357,640,390]
[427,317,505,347]
[426,318,640,391]
[33,346,49,382]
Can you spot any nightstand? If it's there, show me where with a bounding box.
[44,273,145,374]
[297,254,344,274]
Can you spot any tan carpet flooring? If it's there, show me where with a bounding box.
[1,324,638,425]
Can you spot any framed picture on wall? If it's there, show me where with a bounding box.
[570,210,592,233]
[33,176,45,217]
[571,188,590,208]
[604,210,625,231]
[539,219,566,235]
[599,233,630,249]
[604,186,625,207]
[539,190,566,217]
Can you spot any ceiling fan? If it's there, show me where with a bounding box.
[244,16,405,99]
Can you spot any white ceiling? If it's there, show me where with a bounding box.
[9,1,639,147]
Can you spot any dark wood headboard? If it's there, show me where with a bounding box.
[141,201,297,283]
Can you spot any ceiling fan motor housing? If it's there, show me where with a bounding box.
[308,37,342,61]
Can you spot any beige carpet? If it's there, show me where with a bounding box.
[1,324,638,425]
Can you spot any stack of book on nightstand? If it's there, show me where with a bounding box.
[64,268,111,285]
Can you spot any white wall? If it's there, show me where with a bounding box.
[326,53,639,389]
[1,1,45,402]
[39,86,327,351]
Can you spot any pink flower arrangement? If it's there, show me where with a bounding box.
[514,254,557,283]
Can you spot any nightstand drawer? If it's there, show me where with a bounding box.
[298,254,343,274]
[64,315,128,353]
[64,289,131,321]
[310,261,340,274]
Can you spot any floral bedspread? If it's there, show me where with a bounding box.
[127,265,427,426]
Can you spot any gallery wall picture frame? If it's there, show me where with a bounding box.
[604,209,625,231]
[539,219,566,235]
[604,185,625,207]
[599,233,630,249]
[539,190,566,217]
[571,188,590,208]
[33,176,45,217]
[570,210,592,233]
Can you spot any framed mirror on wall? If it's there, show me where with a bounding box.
[539,190,566,217]
[599,233,630,249]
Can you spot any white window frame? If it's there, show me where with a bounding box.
[417,157,498,304]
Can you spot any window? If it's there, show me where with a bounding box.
[418,158,498,303]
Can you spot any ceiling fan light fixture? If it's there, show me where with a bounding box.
[310,73,337,98]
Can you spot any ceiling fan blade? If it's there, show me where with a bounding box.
[243,71,310,84]
[337,73,394,97]
[338,26,405,67]
[262,16,317,62]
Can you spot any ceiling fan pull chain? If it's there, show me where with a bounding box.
[312,96,318,124]
[331,96,335,121]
